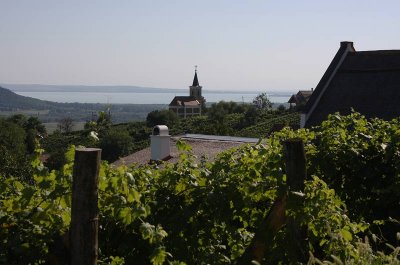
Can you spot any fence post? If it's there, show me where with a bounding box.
[70,148,101,265]
[283,138,307,263]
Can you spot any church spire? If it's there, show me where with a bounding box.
[192,65,199,86]
[189,65,203,99]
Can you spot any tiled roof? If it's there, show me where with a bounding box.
[169,96,201,107]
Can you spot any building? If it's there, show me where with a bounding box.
[288,89,313,108]
[301,41,400,128]
[113,125,258,167]
[169,68,205,118]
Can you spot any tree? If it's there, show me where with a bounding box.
[58,117,73,133]
[253,92,272,110]
[0,118,33,181]
[6,114,27,127]
[146,109,178,128]
[25,116,46,135]
[277,104,286,112]
[99,129,134,162]
[6,115,47,153]
[97,109,112,129]
[241,105,259,127]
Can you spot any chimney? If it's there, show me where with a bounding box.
[340,41,355,51]
[150,125,171,161]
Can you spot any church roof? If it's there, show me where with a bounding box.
[169,96,201,107]
[192,70,200,87]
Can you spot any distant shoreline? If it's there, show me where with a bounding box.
[1,83,295,96]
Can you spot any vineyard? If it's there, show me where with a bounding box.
[237,112,300,138]
[1,112,400,264]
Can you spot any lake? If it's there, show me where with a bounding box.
[15,91,292,104]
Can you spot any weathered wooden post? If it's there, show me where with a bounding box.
[283,138,306,193]
[283,138,307,263]
[70,148,101,265]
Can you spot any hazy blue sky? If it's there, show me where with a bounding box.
[1,0,399,91]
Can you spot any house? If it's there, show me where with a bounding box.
[288,89,313,108]
[169,68,206,118]
[113,125,258,167]
[301,41,400,128]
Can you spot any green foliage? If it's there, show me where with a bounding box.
[0,152,71,264]
[0,118,27,155]
[238,112,300,137]
[0,116,46,182]
[43,119,151,169]
[99,129,134,162]
[207,101,250,120]
[25,116,47,135]
[42,130,97,170]
[173,101,298,137]
[97,110,112,129]
[57,117,74,133]
[253,92,272,110]
[1,112,399,264]
[309,113,400,229]
[146,109,179,128]
[277,104,286,112]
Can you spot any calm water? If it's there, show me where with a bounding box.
[15,91,291,104]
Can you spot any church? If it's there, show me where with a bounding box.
[168,67,205,118]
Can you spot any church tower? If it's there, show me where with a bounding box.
[189,66,203,99]
[169,65,205,117]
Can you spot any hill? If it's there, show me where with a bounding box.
[1,83,187,93]
[0,86,166,122]
[0,86,54,110]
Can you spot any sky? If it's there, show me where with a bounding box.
[1,0,399,92]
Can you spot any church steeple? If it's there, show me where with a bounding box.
[189,65,203,99]
[192,66,199,86]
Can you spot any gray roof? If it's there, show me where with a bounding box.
[112,134,257,167]
[303,42,400,127]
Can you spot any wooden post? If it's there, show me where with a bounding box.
[283,138,307,263]
[70,148,101,265]
[236,196,287,264]
[283,138,306,192]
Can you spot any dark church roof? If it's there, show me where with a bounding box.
[192,71,200,87]
[303,41,400,127]
[169,96,201,107]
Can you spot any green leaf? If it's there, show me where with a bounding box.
[140,222,155,241]
[150,247,169,265]
[176,139,192,152]
[340,229,353,241]
[119,207,132,225]
[127,189,141,203]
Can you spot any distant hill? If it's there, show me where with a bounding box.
[0,84,187,93]
[0,86,54,110]
[0,86,166,122]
